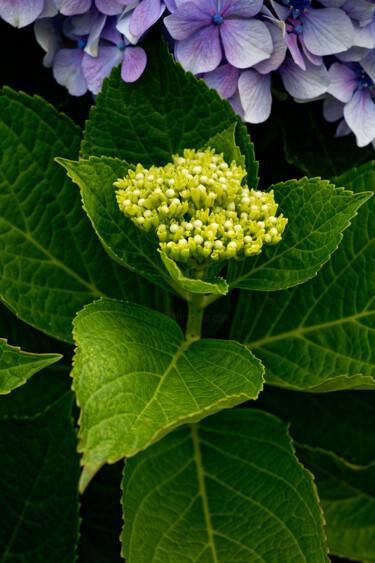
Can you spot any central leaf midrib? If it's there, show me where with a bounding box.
[247,309,374,350]
[190,423,219,563]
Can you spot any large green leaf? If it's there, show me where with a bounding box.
[297,445,375,563]
[0,394,80,561]
[0,338,61,394]
[122,409,329,562]
[0,88,167,343]
[254,388,375,466]
[226,177,371,291]
[72,299,264,491]
[58,156,183,296]
[231,163,375,391]
[276,98,375,179]
[81,33,258,188]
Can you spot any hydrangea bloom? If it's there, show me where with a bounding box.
[325,61,375,146]
[3,0,375,147]
[164,0,273,74]
[115,147,287,267]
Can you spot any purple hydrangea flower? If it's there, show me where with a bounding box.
[82,17,147,93]
[326,59,375,146]
[271,0,354,56]
[0,0,46,27]
[164,0,273,74]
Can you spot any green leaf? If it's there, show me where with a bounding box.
[202,122,246,170]
[296,445,375,563]
[72,299,264,491]
[81,33,258,187]
[58,156,184,296]
[122,409,329,562]
[226,177,371,291]
[276,98,375,179]
[78,462,124,563]
[0,88,166,343]
[230,165,375,391]
[0,394,80,561]
[0,363,72,419]
[254,388,375,466]
[0,338,61,394]
[159,251,228,295]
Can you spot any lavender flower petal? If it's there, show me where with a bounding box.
[39,1,58,18]
[54,0,92,15]
[228,89,245,120]
[300,36,323,66]
[34,17,61,67]
[279,55,329,99]
[344,88,375,146]
[220,19,273,69]
[164,2,213,41]
[53,48,88,96]
[82,45,123,93]
[130,0,165,37]
[335,118,351,137]
[121,46,147,81]
[220,0,263,18]
[238,70,272,123]
[0,0,44,27]
[343,0,375,25]
[352,20,375,49]
[302,8,354,56]
[319,0,346,7]
[203,63,239,98]
[117,9,140,44]
[327,62,358,102]
[285,32,306,70]
[254,21,286,73]
[175,24,221,74]
[95,0,126,15]
[360,51,375,83]
[164,0,177,11]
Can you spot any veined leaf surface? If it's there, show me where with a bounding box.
[122,409,329,562]
[231,163,375,391]
[72,299,264,490]
[0,338,61,394]
[227,177,371,292]
[0,88,166,343]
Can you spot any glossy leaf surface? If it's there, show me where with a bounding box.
[122,409,329,562]
[72,299,264,490]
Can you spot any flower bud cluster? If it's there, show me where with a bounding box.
[115,148,287,267]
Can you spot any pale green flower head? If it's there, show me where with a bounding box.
[115,147,287,268]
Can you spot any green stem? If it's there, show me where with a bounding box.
[185,295,204,341]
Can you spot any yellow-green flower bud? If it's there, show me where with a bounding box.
[115,147,288,268]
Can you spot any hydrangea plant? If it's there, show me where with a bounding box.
[0,32,374,563]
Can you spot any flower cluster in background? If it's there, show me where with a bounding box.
[1,0,375,147]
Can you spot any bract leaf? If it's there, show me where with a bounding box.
[202,122,246,170]
[231,163,375,391]
[0,338,61,394]
[159,251,228,295]
[0,88,166,343]
[227,177,371,291]
[122,409,329,562]
[58,156,182,296]
[81,33,258,187]
[72,299,264,491]
[297,445,375,563]
[0,394,80,561]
